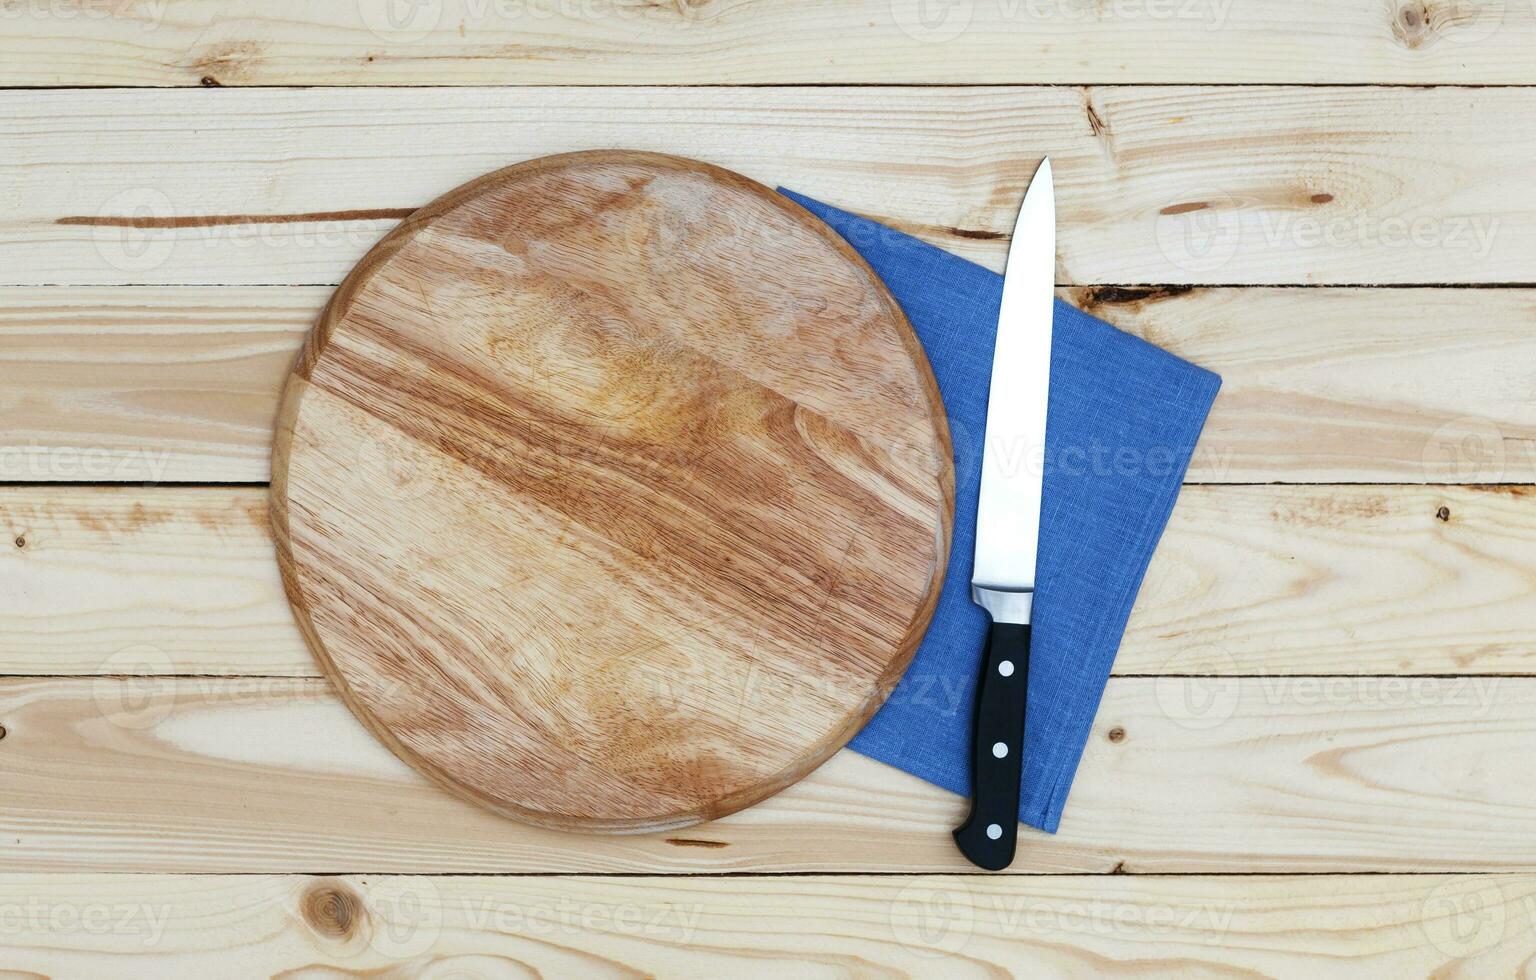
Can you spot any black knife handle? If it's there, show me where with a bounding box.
[953,620,1030,871]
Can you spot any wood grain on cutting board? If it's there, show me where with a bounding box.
[271,151,952,831]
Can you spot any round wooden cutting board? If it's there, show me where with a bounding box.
[271,150,953,832]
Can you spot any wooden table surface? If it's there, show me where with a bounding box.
[3,4,1535,975]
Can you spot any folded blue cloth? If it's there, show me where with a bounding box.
[781,190,1222,833]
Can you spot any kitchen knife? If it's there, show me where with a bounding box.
[953,157,1055,871]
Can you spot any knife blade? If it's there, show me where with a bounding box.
[953,156,1055,871]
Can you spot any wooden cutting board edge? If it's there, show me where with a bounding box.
[269,149,956,833]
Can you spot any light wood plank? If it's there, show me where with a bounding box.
[2,0,1530,86]
[0,286,321,483]
[1,87,1529,286]
[0,673,1530,873]
[1075,286,1536,484]
[6,484,1533,677]
[0,487,307,675]
[1123,484,1536,675]
[7,285,1536,484]
[0,873,1531,976]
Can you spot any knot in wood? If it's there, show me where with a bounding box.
[300,881,364,940]
[1393,2,1431,47]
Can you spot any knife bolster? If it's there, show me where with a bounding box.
[971,584,1034,625]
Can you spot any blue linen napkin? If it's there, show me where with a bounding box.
[780,190,1223,833]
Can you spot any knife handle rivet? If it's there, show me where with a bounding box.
[998,660,1014,677]
[992,742,1008,758]
[986,824,1002,840]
